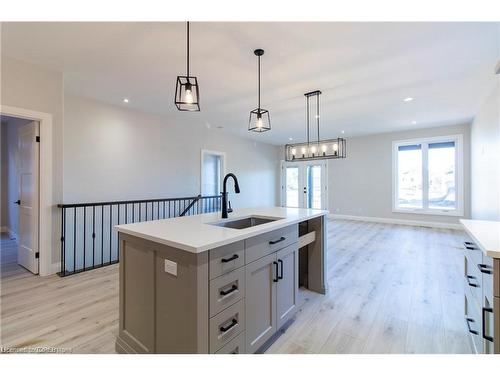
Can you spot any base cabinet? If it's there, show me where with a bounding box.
[276,245,299,329]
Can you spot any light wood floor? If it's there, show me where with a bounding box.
[0,219,473,354]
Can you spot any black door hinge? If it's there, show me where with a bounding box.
[35,252,39,259]
[36,136,40,142]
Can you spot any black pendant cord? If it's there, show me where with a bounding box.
[316,93,320,143]
[306,95,310,148]
[186,21,190,77]
[257,54,261,110]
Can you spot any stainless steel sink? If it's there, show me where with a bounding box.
[209,216,283,230]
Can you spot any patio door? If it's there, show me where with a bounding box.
[281,161,327,209]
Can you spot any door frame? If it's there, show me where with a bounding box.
[200,149,226,195]
[1,105,53,276]
[280,160,328,209]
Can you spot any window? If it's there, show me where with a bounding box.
[201,150,225,196]
[392,135,463,216]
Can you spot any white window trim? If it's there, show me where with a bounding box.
[200,149,226,196]
[392,134,464,217]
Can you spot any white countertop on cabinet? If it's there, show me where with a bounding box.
[115,206,328,253]
[460,219,500,259]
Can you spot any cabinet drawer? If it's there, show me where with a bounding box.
[463,240,483,270]
[464,255,482,306]
[245,225,298,264]
[209,299,245,353]
[465,286,483,353]
[482,254,494,301]
[209,241,245,280]
[214,332,245,354]
[209,267,245,317]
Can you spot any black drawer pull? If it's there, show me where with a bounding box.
[466,275,479,288]
[278,259,283,280]
[478,264,493,275]
[221,254,239,263]
[220,284,238,296]
[482,307,494,342]
[220,318,238,333]
[466,317,478,335]
[269,236,286,245]
[463,241,476,250]
[273,261,279,282]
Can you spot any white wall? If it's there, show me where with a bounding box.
[1,117,31,235]
[328,123,471,225]
[470,82,500,220]
[63,94,280,208]
[1,56,64,265]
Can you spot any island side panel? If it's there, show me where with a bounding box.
[307,215,327,294]
[117,233,156,353]
[155,245,209,353]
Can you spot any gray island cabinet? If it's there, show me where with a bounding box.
[114,207,328,354]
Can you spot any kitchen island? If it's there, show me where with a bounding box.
[114,207,328,354]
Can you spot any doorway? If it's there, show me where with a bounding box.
[201,150,226,196]
[281,160,328,210]
[1,115,40,274]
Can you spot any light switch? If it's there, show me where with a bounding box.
[164,259,177,276]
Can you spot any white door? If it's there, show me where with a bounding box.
[281,161,327,209]
[17,121,40,274]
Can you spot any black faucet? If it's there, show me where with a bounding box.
[221,173,240,219]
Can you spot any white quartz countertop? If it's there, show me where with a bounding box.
[460,219,500,259]
[115,206,328,253]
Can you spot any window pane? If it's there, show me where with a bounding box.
[307,165,322,209]
[397,144,422,208]
[428,141,456,210]
[285,167,299,208]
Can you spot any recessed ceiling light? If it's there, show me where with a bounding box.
[411,120,417,125]
[341,130,345,134]
[403,97,414,102]
[289,137,293,141]
[123,98,129,103]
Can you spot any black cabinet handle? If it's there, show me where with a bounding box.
[482,307,494,342]
[466,317,478,335]
[14,200,20,205]
[220,284,238,296]
[220,318,238,333]
[464,241,475,246]
[269,236,286,245]
[278,259,283,280]
[221,254,239,263]
[273,261,279,282]
[466,275,479,288]
[478,264,493,275]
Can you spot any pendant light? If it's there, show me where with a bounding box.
[248,49,271,132]
[285,90,346,161]
[174,22,200,111]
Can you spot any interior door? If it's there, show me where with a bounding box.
[276,244,299,329]
[282,161,327,209]
[17,121,40,274]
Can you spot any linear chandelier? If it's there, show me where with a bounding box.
[174,21,200,111]
[285,90,346,161]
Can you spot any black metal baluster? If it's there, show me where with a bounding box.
[92,205,95,268]
[73,207,77,274]
[109,204,113,263]
[125,203,128,224]
[61,207,66,275]
[101,205,104,267]
[139,203,142,222]
[83,206,86,271]
[117,204,120,261]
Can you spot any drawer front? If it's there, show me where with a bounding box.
[464,255,482,306]
[209,299,245,353]
[245,225,298,264]
[209,241,245,280]
[463,240,483,270]
[465,286,483,353]
[209,267,245,317]
[495,297,499,354]
[214,332,245,354]
[482,254,494,302]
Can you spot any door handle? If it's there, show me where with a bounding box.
[278,259,283,280]
[273,261,279,282]
[482,307,494,342]
[14,200,20,205]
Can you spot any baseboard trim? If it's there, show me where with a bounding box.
[328,214,463,230]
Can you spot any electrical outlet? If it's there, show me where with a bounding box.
[164,259,177,276]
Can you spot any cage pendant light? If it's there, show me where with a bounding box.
[175,21,200,111]
[248,49,271,132]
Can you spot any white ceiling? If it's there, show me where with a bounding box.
[2,22,499,144]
